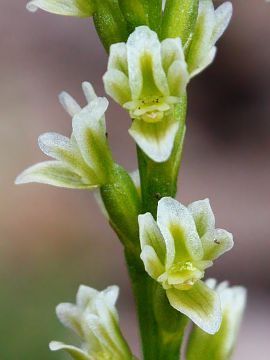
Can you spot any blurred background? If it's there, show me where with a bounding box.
[1,0,269,359]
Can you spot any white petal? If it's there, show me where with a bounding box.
[167,60,189,97]
[212,2,233,45]
[59,91,82,117]
[103,69,131,105]
[189,46,217,78]
[56,303,83,336]
[127,26,169,99]
[157,197,203,270]
[161,38,186,74]
[15,161,96,189]
[76,285,99,310]
[108,43,128,75]
[26,0,94,17]
[166,280,222,334]
[82,82,97,103]
[188,198,215,237]
[72,97,111,180]
[201,228,233,260]
[138,213,166,264]
[102,285,119,308]
[49,341,91,360]
[140,245,165,280]
[129,114,179,162]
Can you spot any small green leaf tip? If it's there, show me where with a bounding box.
[139,197,234,334]
[103,25,189,162]
[26,0,95,17]
[50,284,134,360]
[15,82,113,190]
[186,279,247,360]
[187,0,233,77]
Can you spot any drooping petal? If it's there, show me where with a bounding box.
[26,0,95,17]
[201,228,233,260]
[15,161,96,189]
[129,113,179,162]
[139,213,166,263]
[140,245,165,280]
[188,198,215,238]
[103,69,131,105]
[127,26,169,99]
[49,341,91,360]
[212,2,233,45]
[157,197,203,269]
[166,280,221,334]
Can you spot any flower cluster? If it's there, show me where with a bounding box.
[16,82,113,189]
[139,197,234,333]
[50,285,133,360]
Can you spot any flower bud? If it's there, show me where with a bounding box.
[26,0,95,17]
[49,284,134,360]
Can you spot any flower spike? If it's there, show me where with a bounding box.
[104,26,189,162]
[16,82,113,189]
[139,197,234,334]
[50,285,134,360]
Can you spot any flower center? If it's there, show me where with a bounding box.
[124,96,180,123]
[167,261,204,291]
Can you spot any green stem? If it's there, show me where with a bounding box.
[133,97,188,359]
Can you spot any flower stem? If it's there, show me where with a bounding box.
[131,96,188,359]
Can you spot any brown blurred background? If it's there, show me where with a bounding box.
[1,1,269,359]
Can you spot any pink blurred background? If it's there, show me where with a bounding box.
[1,1,269,359]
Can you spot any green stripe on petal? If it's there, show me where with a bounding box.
[188,198,215,238]
[166,280,222,334]
[211,2,233,45]
[15,161,97,189]
[127,26,169,99]
[157,197,203,269]
[103,69,131,105]
[201,228,233,260]
[49,342,91,360]
[139,212,166,263]
[140,245,165,280]
[38,132,98,182]
[26,0,95,17]
[129,112,179,162]
[72,97,113,182]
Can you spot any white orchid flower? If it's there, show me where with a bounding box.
[50,284,133,360]
[103,26,189,162]
[139,197,234,334]
[16,82,113,189]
